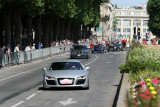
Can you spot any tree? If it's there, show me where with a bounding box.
[115,4,118,8]
[113,16,118,31]
[147,0,160,37]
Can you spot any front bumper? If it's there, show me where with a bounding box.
[43,77,89,88]
[70,53,88,58]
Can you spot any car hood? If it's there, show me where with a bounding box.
[45,70,88,78]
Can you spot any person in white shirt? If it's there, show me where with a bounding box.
[25,46,31,51]
[14,44,21,52]
[31,44,35,50]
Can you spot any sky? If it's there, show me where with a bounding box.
[110,0,148,8]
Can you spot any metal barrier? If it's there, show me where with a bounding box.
[0,45,71,68]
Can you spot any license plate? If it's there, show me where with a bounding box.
[60,79,73,84]
[77,54,81,56]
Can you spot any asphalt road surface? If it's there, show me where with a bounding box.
[0,50,127,107]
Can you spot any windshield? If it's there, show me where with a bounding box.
[73,45,87,50]
[49,62,83,70]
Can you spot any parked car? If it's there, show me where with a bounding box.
[107,43,123,52]
[70,45,89,59]
[91,44,106,53]
[42,60,90,89]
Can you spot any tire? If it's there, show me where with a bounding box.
[117,48,120,52]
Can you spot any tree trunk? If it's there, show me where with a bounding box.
[14,10,23,49]
[26,15,33,45]
[70,24,73,41]
[4,10,11,46]
[0,11,3,47]
[49,18,53,45]
[35,15,42,48]
[88,26,91,39]
[55,20,60,41]
[42,16,51,47]
[53,20,56,41]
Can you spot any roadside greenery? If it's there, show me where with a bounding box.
[147,0,160,37]
[119,44,160,74]
[119,43,160,106]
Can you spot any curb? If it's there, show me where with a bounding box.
[117,73,130,107]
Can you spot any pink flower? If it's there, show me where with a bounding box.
[140,81,146,86]
[140,87,143,90]
[146,88,150,95]
[153,78,159,84]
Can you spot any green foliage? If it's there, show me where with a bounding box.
[115,4,117,8]
[44,0,77,19]
[147,0,160,37]
[24,0,45,16]
[113,16,118,31]
[119,44,160,74]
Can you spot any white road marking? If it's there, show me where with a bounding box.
[84,54,99,66]
[0,66,45,82]
[11,101,25,107]
[59,98,77,106]
[26,93,36,100]
[106,62,111,64]
[110,55,114,57]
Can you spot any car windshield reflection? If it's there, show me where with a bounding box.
[49,62,83,70]
[73,46,87,50]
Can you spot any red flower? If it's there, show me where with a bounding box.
[153,78,159,84]
[140,81,146,86]
[140,87,143,90]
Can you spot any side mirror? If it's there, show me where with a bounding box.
[85,67,90,70]
[42,67,47,71]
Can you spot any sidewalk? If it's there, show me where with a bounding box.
[117,73,130,107]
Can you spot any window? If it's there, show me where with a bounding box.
[123,28,130,33]
[143,12,148,16]
[134,12,141,16]
[117,20,121,26]
[116,28,121,32]
[124,12,130,16]
[143,29,146,33]
[115,12,121,16]
[143,20,148,26]
[123,20,131,26]
[133,20,141,26]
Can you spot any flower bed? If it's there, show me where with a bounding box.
[119,43,160,106]
[129,72,160,107]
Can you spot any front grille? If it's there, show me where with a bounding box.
[77,79,86,85]
[58,78,74,85]
[46,80,56,85]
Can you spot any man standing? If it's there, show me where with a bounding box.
[14,44,21,52]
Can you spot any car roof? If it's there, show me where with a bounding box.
[52,59,81,63]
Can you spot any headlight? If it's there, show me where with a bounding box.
[77,76,86,80]
[46,76,55,80]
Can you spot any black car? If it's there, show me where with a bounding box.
[107,43,123,52]
[70,45,89,59]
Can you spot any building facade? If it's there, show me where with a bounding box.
[113,5,155,41]
[91,3,114,41]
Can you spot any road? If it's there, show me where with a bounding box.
[0,50,126,107]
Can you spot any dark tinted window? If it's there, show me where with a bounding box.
[49,62,83,70]
[73,45,87,49]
